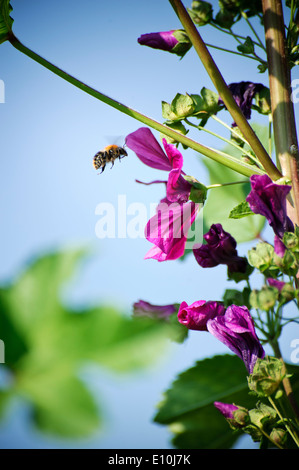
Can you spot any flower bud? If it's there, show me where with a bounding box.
[138,30,192,58]
[188,1,213,26]
[248,356,285,397]
[270,428,287,447]
[214,402,249,429]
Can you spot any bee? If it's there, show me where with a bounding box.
[93,144,127,173]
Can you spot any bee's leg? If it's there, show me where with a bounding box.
[101,164,106,173]
[110,160,115,169]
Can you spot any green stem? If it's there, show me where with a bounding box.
[8,33,265,179]
[211,23,263,50]
[270,339,299,422]
[241,10,267,51]
[268,396,299,447]
[206,180,249,189]
[262,0,299,227]
[210,115,249,146]
[205,42,263,62]
[168,0,281,180]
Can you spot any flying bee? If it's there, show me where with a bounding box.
[93,144,127,173]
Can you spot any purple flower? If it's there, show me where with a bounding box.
[207,305,265,374]
[267,278,286,292]
[214,402,249,428]
[246,175,294,239]
[193,223,248,273]
[178,300,225,331]
[145,198,199,261]
[138,30,179,52]
[214,402,239,420]
[125,127,192,203]
[137,30,192,58]
[218,81,265,126]
[133,300,177,319]
[274,235,287,257]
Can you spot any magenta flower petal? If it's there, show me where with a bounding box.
[207,305,265,373]
[274,235,287,257]
[167,168,192,203]
[214,402,239,420]
[145,199,199,261]
[267,278,286,291]
[138,31,178,52]
[125,128,172,171]
[178,300,225,331]
[246,175,294,239]
[162,138,184,171]
[133,300,177,319]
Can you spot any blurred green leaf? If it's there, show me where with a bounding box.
[0,249,170,437]
[154,355,258,449]
[0,0,13,44]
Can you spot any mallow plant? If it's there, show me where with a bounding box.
[1,0,299,449]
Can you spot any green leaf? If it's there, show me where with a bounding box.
[0,249,170,437]
[171,93,195,119]
[229,200,254,219]
[0,0,13,44]
[237,36,255,54]
[154,355,257,449]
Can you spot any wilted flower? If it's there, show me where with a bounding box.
[178,300,225,331]
[246,175,294,239]
[133,300,177,319]
[138,30,192,58]
[193,223,248,273]
[218,81,266,126]
[207,305,265,373]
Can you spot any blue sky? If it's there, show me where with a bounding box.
[0,0,298,449]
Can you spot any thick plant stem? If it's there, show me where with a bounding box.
[262,0,299,227]
[8,33,264,179]
[271,340,299,422]
[168,0,282,181]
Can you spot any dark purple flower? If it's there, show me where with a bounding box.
[133,300,177,319]
[178,300,225,331]
[137,30,192,58]
[218,81,265,126]
[207,305,265,374]
[145,198,200,261]
[193,223,248,273]
[246,175,294,239]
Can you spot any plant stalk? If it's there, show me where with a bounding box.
[262,0,299,227]
[8,33,263,179]
[168,0,282,180]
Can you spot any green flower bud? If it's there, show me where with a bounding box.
[248,356,285,397]
[270,428,287,447]
[188,1,213,26]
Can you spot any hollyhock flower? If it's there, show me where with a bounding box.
[133,300,177,319]
[267,278,286,292]
[138,30,192,58]
[207,305,265,374]
[145,198,200,261]
[218,81,265,125]
[193,223,248,273]
[214,402,249,428]
[126,127,192,203]
[178,300,225,331]
[246,174,294,239]
[274,235,287,257]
